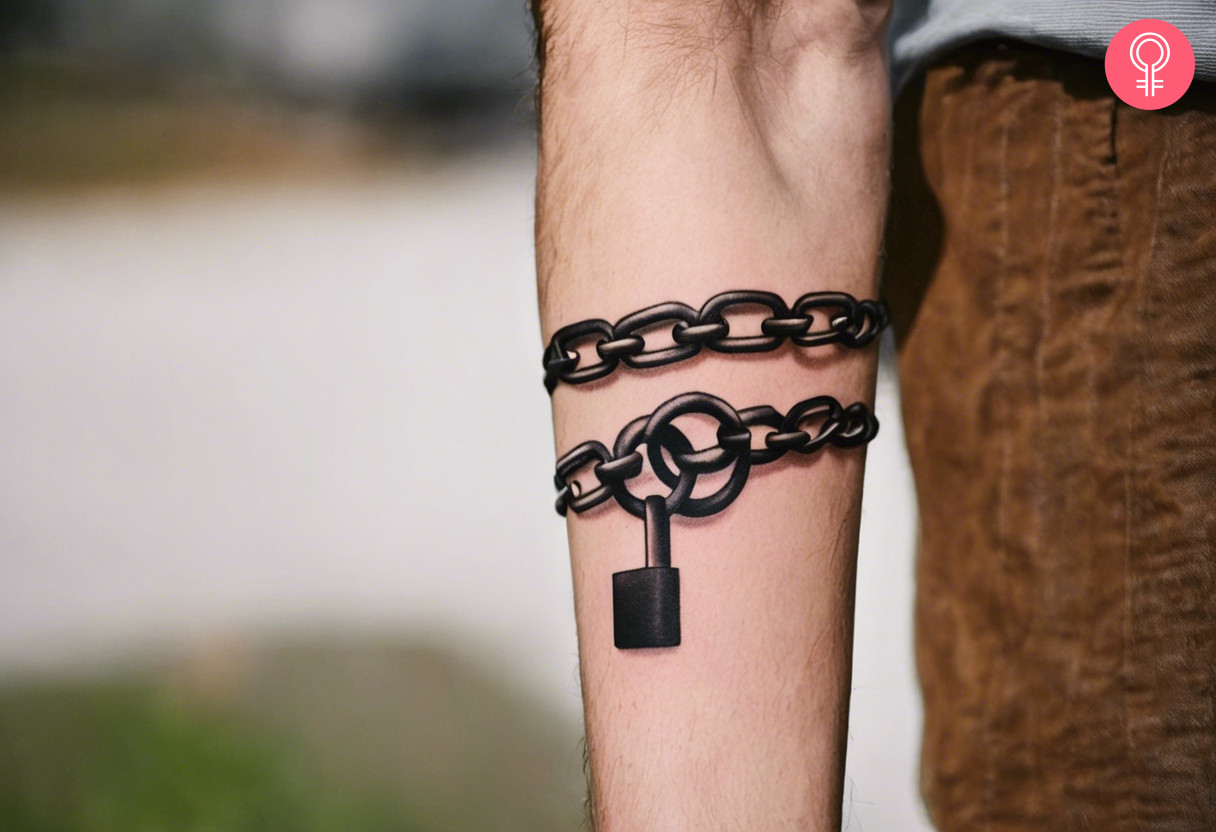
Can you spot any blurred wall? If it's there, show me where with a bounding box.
[0,1,931,829]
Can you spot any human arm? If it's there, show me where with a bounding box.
[534,1,892,828]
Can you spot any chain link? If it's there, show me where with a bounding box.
[543,290,889,393]
[554,391,878,519]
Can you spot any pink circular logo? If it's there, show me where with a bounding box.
[1106,19,1195,109]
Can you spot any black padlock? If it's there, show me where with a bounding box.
[613,495,681,649]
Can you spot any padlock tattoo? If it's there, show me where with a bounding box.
[612,496,680,648]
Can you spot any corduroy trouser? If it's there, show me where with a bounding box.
[886,42,1216,832]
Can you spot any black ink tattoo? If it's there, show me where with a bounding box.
[542,291,888,392]
[554,391,878,648]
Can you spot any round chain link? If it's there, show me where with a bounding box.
[553,392,879,518]
[543,290,889,392]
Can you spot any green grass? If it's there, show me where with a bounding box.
[0,680,423,832]
[0,641,586,832]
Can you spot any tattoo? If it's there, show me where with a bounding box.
[554,391,878,648]
[542,290,888,392]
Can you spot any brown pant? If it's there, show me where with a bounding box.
[885,43,1216,831]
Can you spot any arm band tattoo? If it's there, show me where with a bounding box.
[542,290,888,392]
[553,391,878,649]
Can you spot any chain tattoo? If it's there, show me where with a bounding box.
[553,391,878,648]
[542,290,889,393]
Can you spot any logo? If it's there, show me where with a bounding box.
[1106,19,1195,110]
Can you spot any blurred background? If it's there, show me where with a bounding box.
[0,2,931,830]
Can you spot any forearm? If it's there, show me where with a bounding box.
[535,2,891,828]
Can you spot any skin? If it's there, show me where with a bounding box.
[534,1,892,828]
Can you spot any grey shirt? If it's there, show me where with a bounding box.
[889,0,1215,92]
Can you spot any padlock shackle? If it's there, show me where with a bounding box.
[644,495,671,569]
